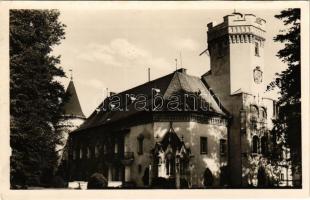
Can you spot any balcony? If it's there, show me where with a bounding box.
[121,152,135,166]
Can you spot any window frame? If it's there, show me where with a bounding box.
[137,134,144,155]
[200,137,208,154]
[261,136,268,156]
[255,41,260,56]
[220,139,227,156]
[252,136,260,154]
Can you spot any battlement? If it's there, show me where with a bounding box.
[207,12,266,43]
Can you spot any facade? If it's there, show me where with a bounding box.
[68,69,229,188]
[67,12,292,188]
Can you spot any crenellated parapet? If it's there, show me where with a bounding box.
[207,12,266,45]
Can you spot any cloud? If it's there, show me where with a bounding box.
[79,78,105,90]
[170,38,199,51]
[78,38,170,70]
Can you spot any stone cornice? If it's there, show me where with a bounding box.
[229,34,265,44]
[71,111,229,138]
[208,25,265,43]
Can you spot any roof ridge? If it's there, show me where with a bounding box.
[116,70,176,96]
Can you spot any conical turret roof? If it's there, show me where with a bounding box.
[63,80,85,119]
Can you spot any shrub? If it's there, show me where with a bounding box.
[87,173,108,189]
[122,181,137,189]
[151,177,168,188]
[51,176,67,188]
[180,178,189,189]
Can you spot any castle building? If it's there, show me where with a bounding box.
[67,12,292,188]
[68,68,229,187]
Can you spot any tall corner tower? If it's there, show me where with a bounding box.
[206,12,266,99]
[57,75,86,164]
[203,12,268,187]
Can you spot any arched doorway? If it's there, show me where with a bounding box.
[203,168,214,187]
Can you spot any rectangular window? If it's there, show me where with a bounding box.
[281,173,284,181]
[220,139,227,156]
[73,149,77,160]
[79,148,83,159]
[200,137,208,154]
[103,144,107,155]
[255,42,260,56]
[138,138,144,155]
[114,143,118,154]
[86,147,90,159]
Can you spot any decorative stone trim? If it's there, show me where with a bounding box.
[153,113,228,126]
[228,34,265,44]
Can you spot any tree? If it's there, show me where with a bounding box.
[10,9,67,187]
[268,8,301,186]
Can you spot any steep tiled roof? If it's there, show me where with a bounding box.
[63,80,85,119]
[73,68,228,133]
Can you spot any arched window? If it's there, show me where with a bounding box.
[252,136,259,154]
[203,168,214,187]
[250,105,259,119]
[261,136,268,156]
[103,143,107,155]
[114,143,119,154]
[250,105,259,131]
[86,147,90,159]
[95,145,99,157]
[165,147,175,176]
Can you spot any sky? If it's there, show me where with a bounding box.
[52,8,287,117]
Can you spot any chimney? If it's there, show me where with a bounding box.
[207,22,213,30]
[176,68,187,74]
[148,68,150,82]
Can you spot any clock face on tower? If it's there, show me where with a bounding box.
[253,66,263,84]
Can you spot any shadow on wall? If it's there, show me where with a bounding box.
[154,121,228,187]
